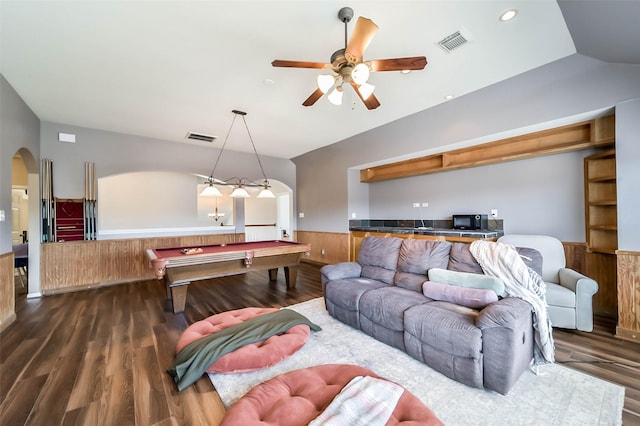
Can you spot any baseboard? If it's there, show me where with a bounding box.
[615,326,640,343]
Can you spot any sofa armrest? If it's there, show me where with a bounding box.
[558,268,598,332]
[476,297,533,330]
[558,268,598,296]
[320,262,362,285]
[476,297,534,395]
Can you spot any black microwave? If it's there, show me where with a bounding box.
[452,214,488,230]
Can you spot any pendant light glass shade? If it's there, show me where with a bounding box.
[358,82,375,100]
[257,188,276,198]
[230,187,250,198]
[317,75,335,93]
[351,63,370,85]
[328,86,343,105]
[200,184,223,197]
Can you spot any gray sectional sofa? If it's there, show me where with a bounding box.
[321,236,537,395]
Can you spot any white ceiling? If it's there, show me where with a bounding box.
[1,1,579,159]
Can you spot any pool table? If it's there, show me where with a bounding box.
[146,240,311,313]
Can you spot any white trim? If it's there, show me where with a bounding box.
[98,226,237,240]
[27,292,42,299]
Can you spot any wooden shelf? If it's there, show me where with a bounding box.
[361,115,615,183]
[584,149,617,253]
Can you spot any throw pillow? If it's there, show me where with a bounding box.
[427,268,506,297]
[423,281,499,309]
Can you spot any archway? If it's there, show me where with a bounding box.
[12,148,41,298]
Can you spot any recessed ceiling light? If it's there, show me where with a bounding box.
[444,94,455,100]
[499,9,518,22]
[400,70,411,74]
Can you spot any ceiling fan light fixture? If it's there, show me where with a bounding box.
[351,63,370,84]
[328,85,344,105]
[358,82,375,100]
[317,74,335,93]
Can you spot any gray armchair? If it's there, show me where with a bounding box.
[497,234,598,332]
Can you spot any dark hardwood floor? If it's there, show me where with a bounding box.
[1,262,639,425]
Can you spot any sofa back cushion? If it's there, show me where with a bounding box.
[448,242,544,277]
[358,236,403,285]
[395,239,452,292]
[447,243,484,274]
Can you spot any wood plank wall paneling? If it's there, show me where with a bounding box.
[616,250,640,343]
[294,231,349,265]
[40,233,242,294]
[0,251,16,332]
[564,242,618,318]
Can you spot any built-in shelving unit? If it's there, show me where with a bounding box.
[584,149,617,254]
[360,115,615,183]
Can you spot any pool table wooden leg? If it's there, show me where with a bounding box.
[170,285,189,314]
[268,268,278,281]
[284,266,298,289]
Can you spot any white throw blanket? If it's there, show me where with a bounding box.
[469,240,555,365]
[309,375,404,426]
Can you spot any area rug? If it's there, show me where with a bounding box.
[209,298,624,425]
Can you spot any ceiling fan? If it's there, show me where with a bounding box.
[271,7,427,110]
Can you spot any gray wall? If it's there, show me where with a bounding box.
[616,98,640,251]
[0,75,40,253]
[293,54,640,248]
[40,121,296,198]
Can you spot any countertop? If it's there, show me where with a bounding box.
[349,226,503,239]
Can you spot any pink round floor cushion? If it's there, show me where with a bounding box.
[220,364,444,425]
[176,307,311,374]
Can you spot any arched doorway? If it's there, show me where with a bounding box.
[11,148,40,299]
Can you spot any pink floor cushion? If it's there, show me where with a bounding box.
[220,364,443,425]
[176,307,311,374]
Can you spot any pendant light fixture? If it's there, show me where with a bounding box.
[200,110,275,199]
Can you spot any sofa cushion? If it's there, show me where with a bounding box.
[395,239,452,292]
[422,281,498,309]
[325,278,389,312]
[360,287,429,331]
[447,243,543,277]
[404,303,483,359]
[447,243,484,274]
[545,282,576,308]
[358,237,403,285]
[427,268,506,297]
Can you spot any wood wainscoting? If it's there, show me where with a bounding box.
[40,233,242,294]
[616,250,640,343]
[294,231,349,265]
[564,242,618,319]
[0,251,16,333]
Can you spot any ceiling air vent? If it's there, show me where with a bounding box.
[186,132,216,143]
[438,30,471,53]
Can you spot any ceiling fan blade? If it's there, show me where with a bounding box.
[345,17,379,61]
[302,88,324,107]
[272,60,329,69]
[351,82,380,110]
[369,56,428,72]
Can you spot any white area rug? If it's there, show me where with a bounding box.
[210,298,624,425]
